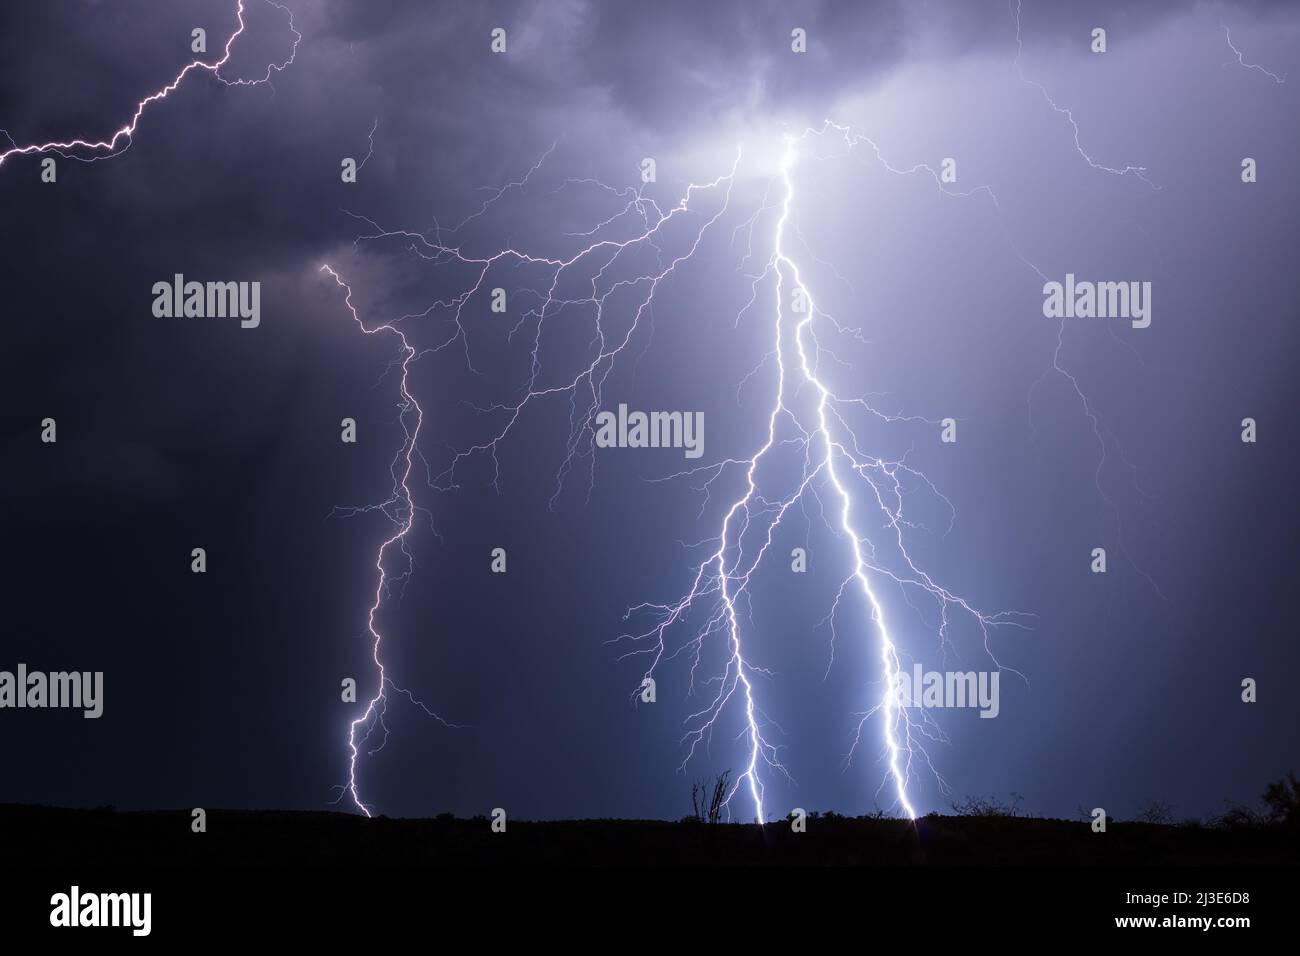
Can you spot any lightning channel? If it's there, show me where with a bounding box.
[1009,0,1166,597]
[326,148,744,815]
[619,123,1032,823]
[0,0,300,167]
[1010,0,1159,189]
[321,264,461,818]
[1222,22,1287,84]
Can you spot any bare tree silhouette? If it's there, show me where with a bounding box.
[689,771,732,824]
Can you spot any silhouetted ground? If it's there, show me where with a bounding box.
[3,804,1295,866]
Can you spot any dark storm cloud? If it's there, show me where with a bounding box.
[2,0,1285,250]
[2,0,1290,164]
[303,0,1294,133]
[566,0,911,124]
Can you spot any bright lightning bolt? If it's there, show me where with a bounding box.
[781,129,918,821]
[320,265,462,818]
[620,6,1172,824]
[619,124,1030,823]
[0,0,300,166]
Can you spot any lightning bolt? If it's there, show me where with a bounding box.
[782,127,929,822]
[324,149,744,815]
[1010,0,1159,190]
[1009,0,1166,597]
[320,265,463,818]
[357,117,379,171]
[1222,22,1287,84]
[618,124,1031,823]
[0,0,300,166]
[340,151,742,507]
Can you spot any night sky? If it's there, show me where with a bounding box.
[1,0,1297,824]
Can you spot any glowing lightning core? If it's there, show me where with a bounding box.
[620,125,1028,823]
[778,133,917,820]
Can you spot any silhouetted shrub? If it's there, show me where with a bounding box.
[1262,771,1300,828]
[952,794,1023,817]
[1133,801,1173,825]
